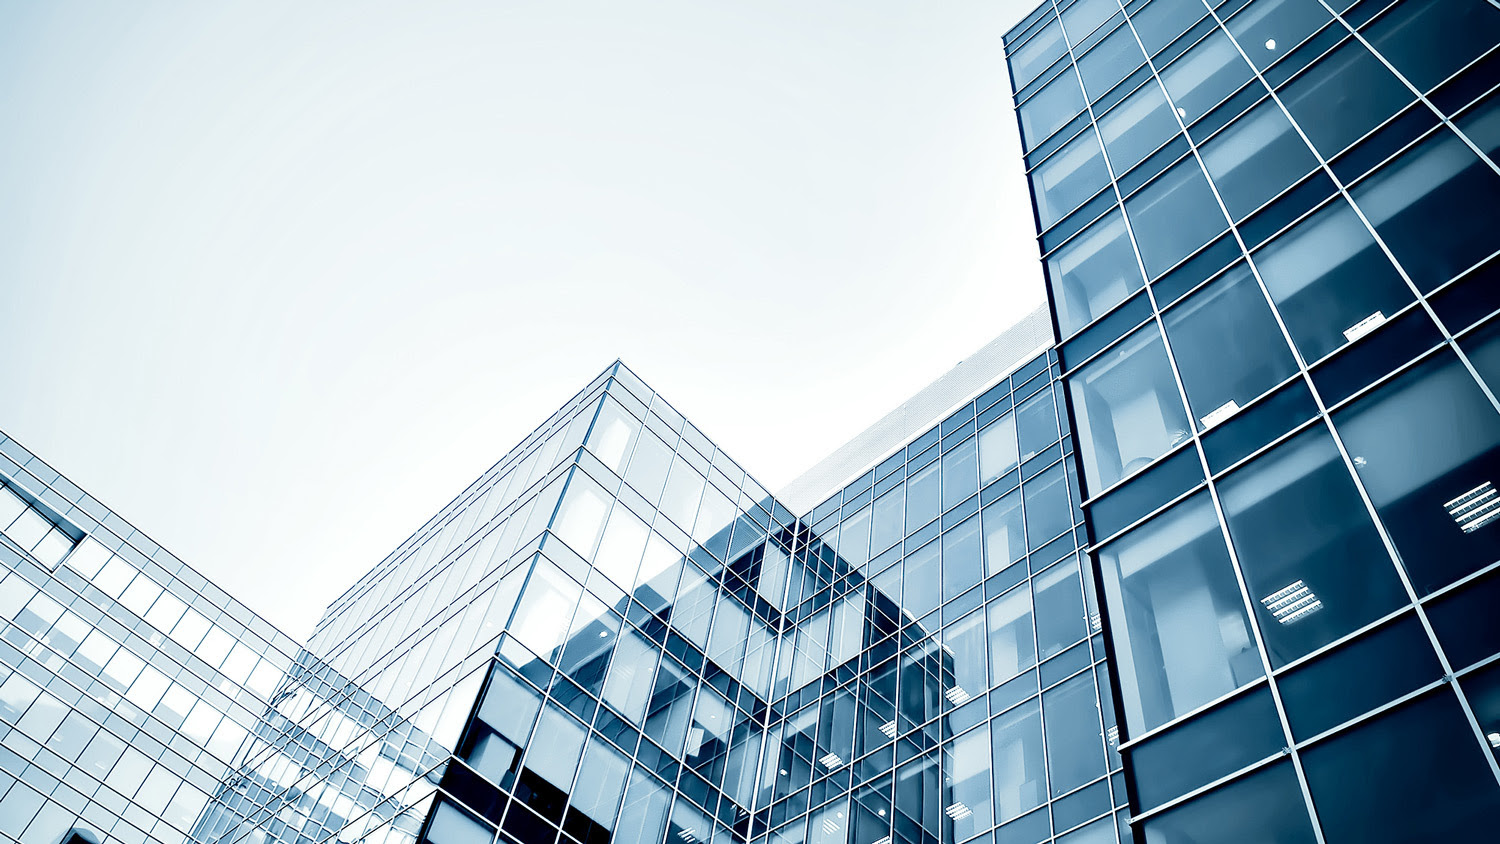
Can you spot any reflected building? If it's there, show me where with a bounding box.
[1005,0,1500,839]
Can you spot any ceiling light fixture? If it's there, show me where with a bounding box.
[1260,580,1322,624]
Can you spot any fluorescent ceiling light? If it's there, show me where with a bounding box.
[1260,580,1322,624]
[1446,482,1500,534]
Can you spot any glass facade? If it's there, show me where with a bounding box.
[1005,0,1500,839]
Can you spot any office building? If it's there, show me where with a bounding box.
[1003,0,1500,839]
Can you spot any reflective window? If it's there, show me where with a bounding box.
[1078,23,1147,100]
[1362,0,1500,92]
[1011,20,1069,90]
[1020,70,1088,150]
[1098,79,1180,175]
[1278,613,1442,739]
[1252,196,1413,362]
[980,412,1020,485]
[1017,388,1060,462]
[1131,686,1284,810]
[872,488,904,553]
[1217,426,1408,666]
[988,586,1037,682]
[1278,40,1410,158]
[1025,463,1073,549]
[1334,351,1500,594]
[990,699,1047,821]
[1199,99,1318,220]
[1035,557,1088,659]
[1033,129,1112,229]
[1048,210,1146,336]
[1124,157,1229,278]
[1225,0,1332,72]
[1063,0,1120,41]
[1130,0,1208,56]
[903,540,942,619]
[1097,493,1262,733]
[1070,323,1193,494]
[1160,31,1255,125]
[943,437,979,510]
[947,725,994,839]
[1043,673,1107,796]
[1351,128,1500,293]
[1161,264,1298,430]
[983,488,1027,575]
[907,461,941,532]
[1141,761,1317,843]
[942,516,983,603]
[1303,690,1500,843]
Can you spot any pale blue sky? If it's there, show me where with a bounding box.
[1,0,1045,640]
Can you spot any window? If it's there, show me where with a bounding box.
[1277,40,1409,158]
[1070,323,1193,494]
[1011,20,1068,89]
[1198,100,1319,220]
[1020,70,1087,151]
[1124,158,1229,278]
[1333,351,1500,594]
[1048,210,1146,336]
[1098,80,1180,175]
[1097,493,1262,733]
[1160,31,1255,125]
[1225,0,1331,72]
[1161,264,1298,430]
[1252,196,1413,362]
[1033,129,1112,229]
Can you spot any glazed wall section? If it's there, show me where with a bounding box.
[1004,0,1500,840]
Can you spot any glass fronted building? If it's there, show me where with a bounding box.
[1004,0,1500,839]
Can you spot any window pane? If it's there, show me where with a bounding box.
[942,516,983,603]
[1160,31,1255,125]
[1278,40,1410,158]
[1070,323,1193,494]
[1217,427,1408,666]
[983,489,1027,576]
[872,488,904,554]
[1043,673,1108,796]
[1141,761,1317,844]
[1099,80,1180,175]
[1130,0,1208,56]
[1034,557,1087,660]
[1020,70,1087,151]
[1351,128,1500,293]
[1016,388,1060,461]
[1024,463,1072,550]
[1334,351,1500,594]
[1078,23,1147,100]
[942,438,979,511]
[945,607,989,700]
[947,725,994,838]
[1131,686,1284,810]
[1033,129,1111,229]
[1303,690,1500,844]
[1124,158,1230,278]
[903,540,941,620]
[1162,264,1298,430]
[1225,0,1332,72]
[990,700,1047,821]
[1252,196,1413,362]
[1362,0,1500,92]
[907,461,940,532]
[1063,0,1120,41]
[980,413,1020,484]
[1011,20,1069,90]
[1048,210,1146,336]
[988,586,1037,682]
[1199,99,1318,219]
[1098,493,1262,733]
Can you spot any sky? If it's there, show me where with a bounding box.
[0,0,1047,642]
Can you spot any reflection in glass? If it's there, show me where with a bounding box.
[1142,761,1316,843]
[1160,31,1254,125]
[1124,158,1229,278]
[1278,40,1409,158]
[1043,673,1107,796]
[990,699,1046,821]
[1252,197,1413,363]
[1161,264,1298,430]
[980,412,1020,485]
[1198,99,1318,220]
[1048,210,1146,337]
[1225,0,1331,72]
[988,586,1036,682]
[1034,557,1087,659]
[1098,493,1262,733]
[1011,20,1068,90]
[1217,427,1406,666]
[1334,352,1500,594]
[1070,324,1193,494]
[983,489,1027,575]
[1020,70,1087,151]
[1352,129,1500,293]
[1032,129,1111,229]
[1098,79,1180,175]
[1078,23,1147,101]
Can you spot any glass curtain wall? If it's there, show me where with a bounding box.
[1007,0,1500,839]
